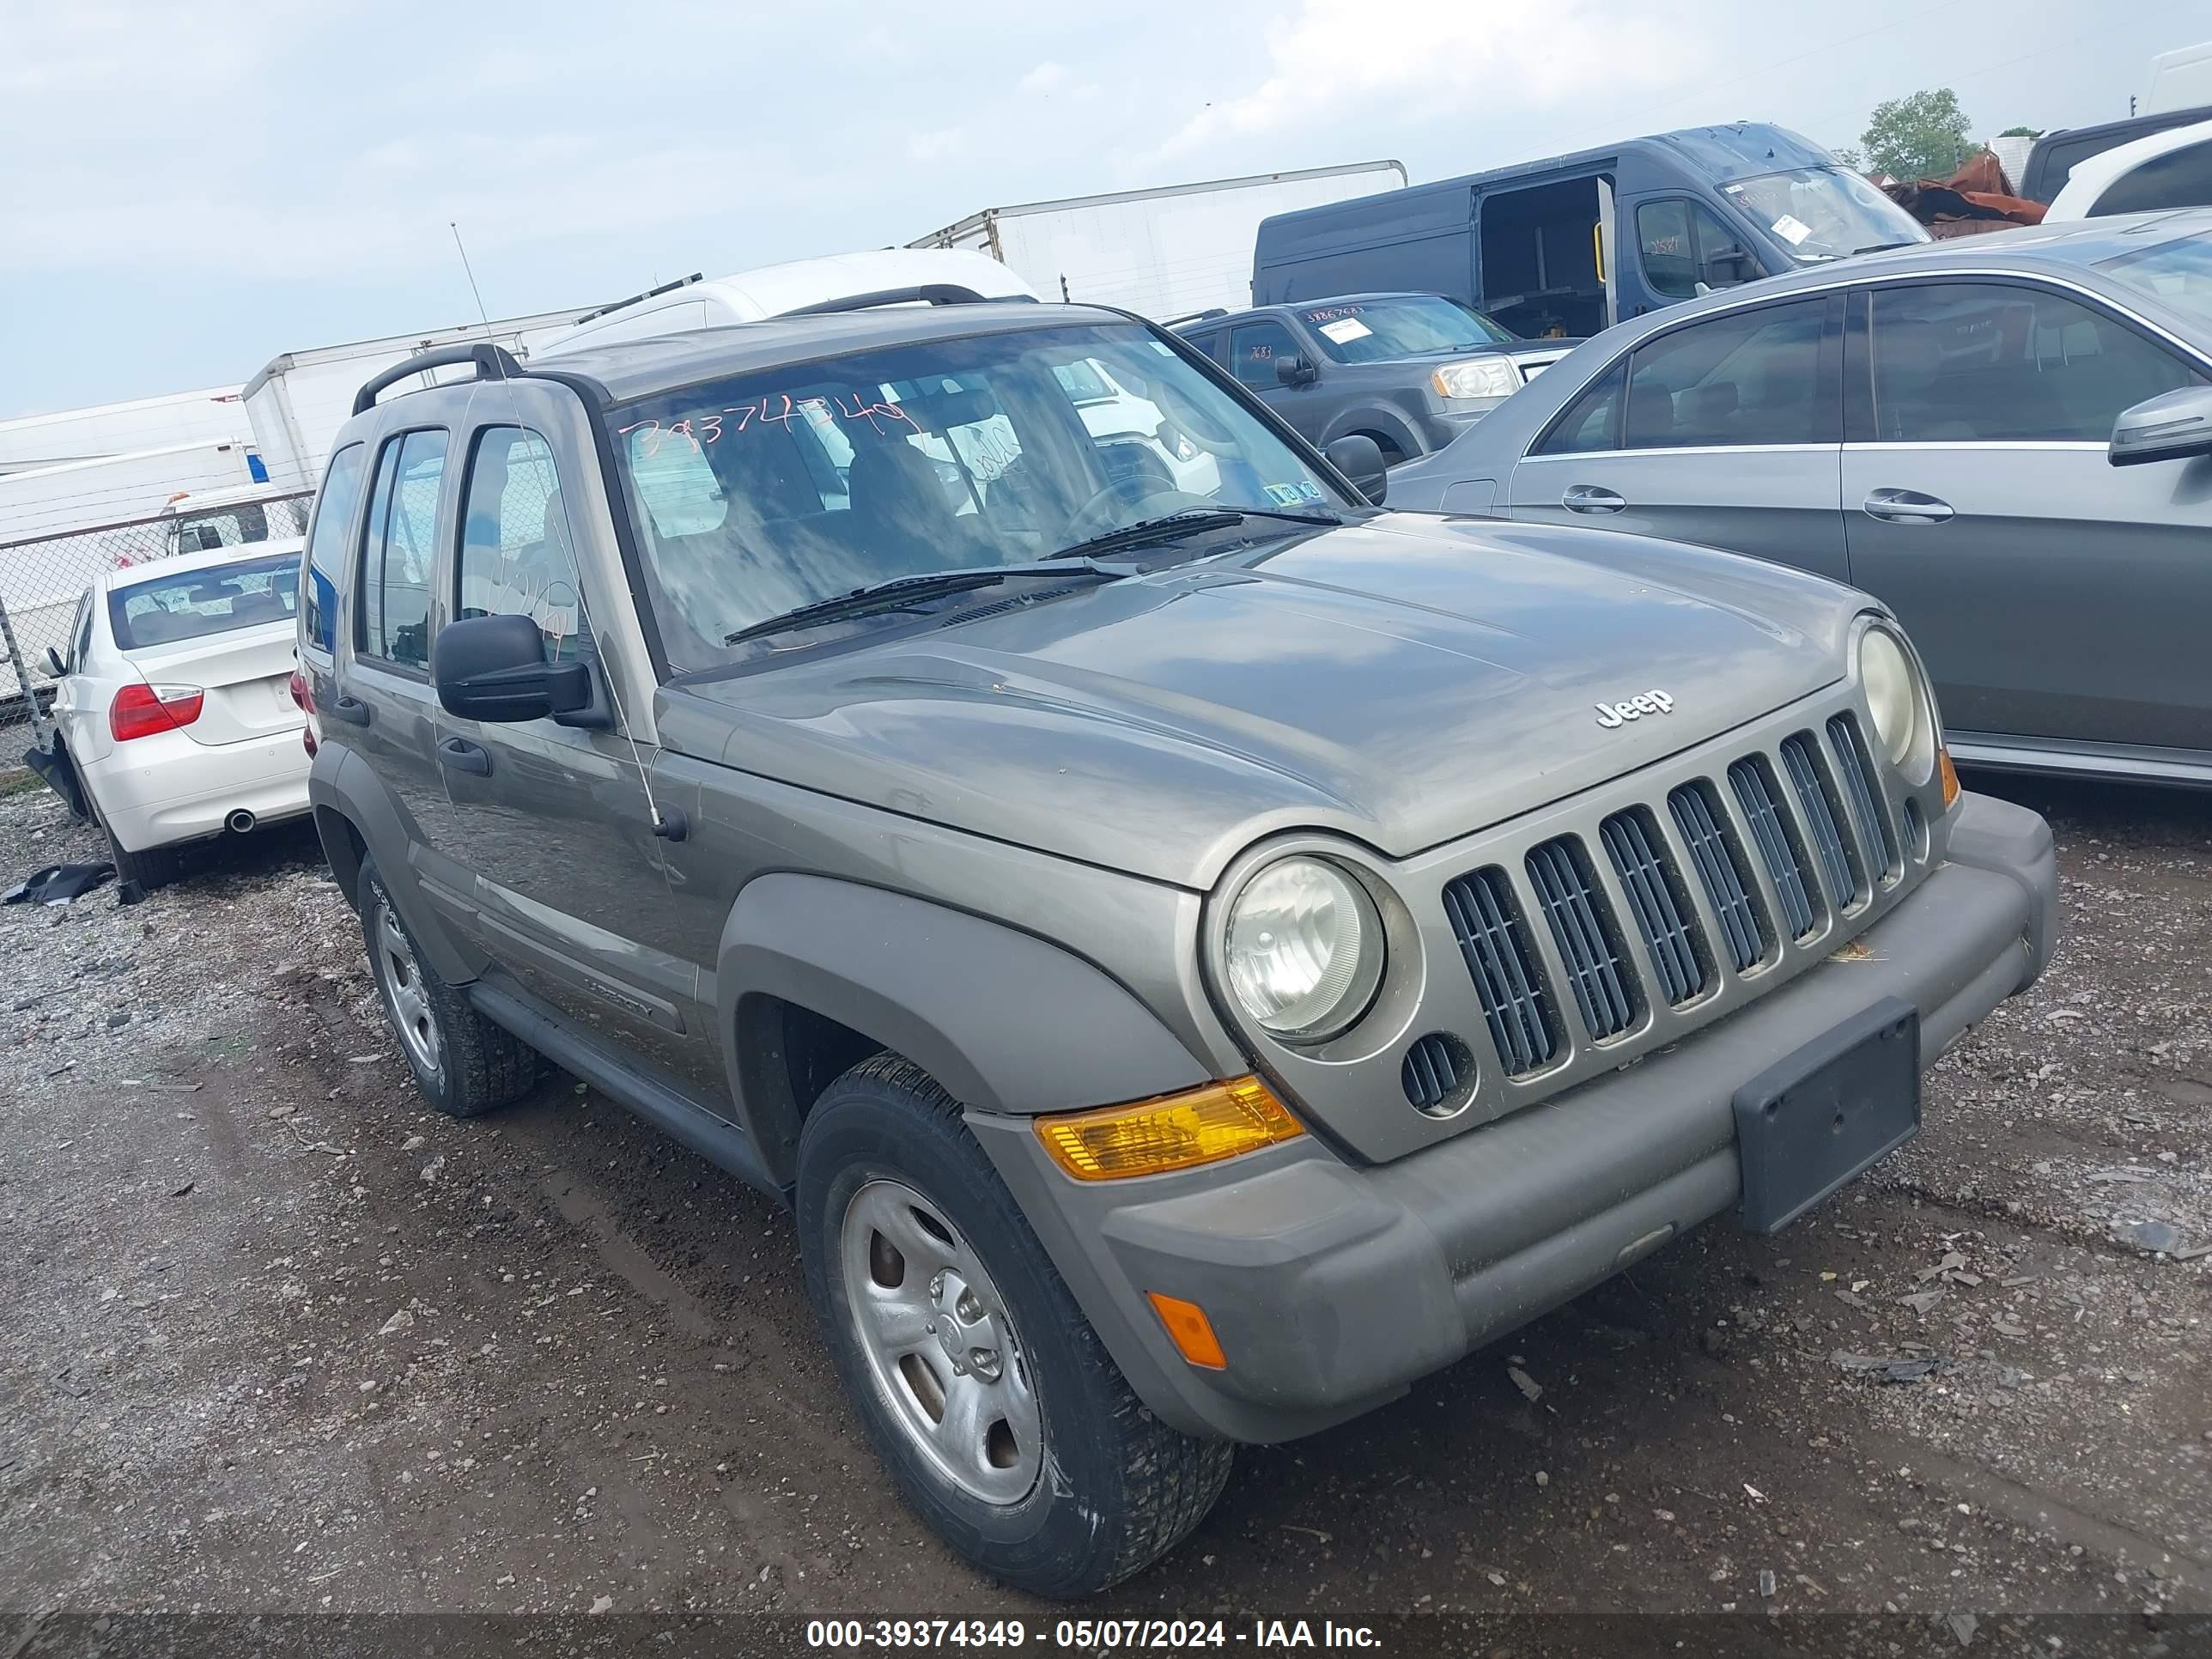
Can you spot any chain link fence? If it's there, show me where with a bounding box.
[2,492,315,753]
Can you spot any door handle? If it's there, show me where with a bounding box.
[1562,483,1626,514]
[437,737,491,776]
[1863,488,1954,525]
[326,695,371,726]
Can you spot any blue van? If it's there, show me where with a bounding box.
[1252,125,1928,338]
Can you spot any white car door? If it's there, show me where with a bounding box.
[50,591,122,769]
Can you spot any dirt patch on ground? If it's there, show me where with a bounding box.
[1,773,2206,1633]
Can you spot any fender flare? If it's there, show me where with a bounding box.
[307,744,484,987]
[716,873,1210,1167]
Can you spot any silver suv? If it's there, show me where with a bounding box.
[298,294,2059,1595]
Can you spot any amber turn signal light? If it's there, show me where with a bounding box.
[1939,747,1960,809]
[1147,1291,1228,1370]
[1032,1075,1303,1182]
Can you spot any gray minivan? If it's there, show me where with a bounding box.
[1389,211,2212,787]
[1254,125,1929,339]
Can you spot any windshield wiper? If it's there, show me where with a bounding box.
[1048,505,1341,563]
[1850,240,1916,255]
[724,561,1132,647]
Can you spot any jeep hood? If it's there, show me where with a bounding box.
[657,514,1859,890]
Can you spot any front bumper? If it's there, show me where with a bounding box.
[971,791,2057,1443]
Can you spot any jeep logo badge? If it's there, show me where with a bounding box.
[1595,690,1676,728]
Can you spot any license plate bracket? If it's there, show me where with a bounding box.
[1733,996,1919,1234]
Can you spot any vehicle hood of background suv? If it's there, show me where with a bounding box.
[658,515,1858,890]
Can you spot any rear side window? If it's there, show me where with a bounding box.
[358,429,448,671]
[301,441,367,655]
[107,550,302,652]
[1622,299,1828,448]
[2092,139,2212,216]
[1533,358,1627,455]
[458,428,592,665]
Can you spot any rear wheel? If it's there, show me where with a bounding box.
[85,782,183,892]
[798,1055,1232,1596]
[358,857,538,1118]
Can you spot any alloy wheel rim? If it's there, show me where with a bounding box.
[838,1177,1042,1505]
[374,898,441,1078]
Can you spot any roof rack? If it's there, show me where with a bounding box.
[351,343,525,416]
[781,283,999,317]
[575,272,706,325]
[1161,307,1230,328]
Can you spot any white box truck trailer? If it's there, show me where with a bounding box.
[0,439,264,700]
[242,306,596,491]
[908,161,1407,320]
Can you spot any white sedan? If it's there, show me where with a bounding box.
[43,538,311,890]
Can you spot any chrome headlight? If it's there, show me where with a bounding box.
[1860,625,1933,778]
[1431,357,1520,401]
[1223,857,1384,1042]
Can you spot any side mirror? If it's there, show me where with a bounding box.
[1276,354,1319,388]
[2111,384,2212,467]
[1325,434,1389,504]
[434,613,592,724]
[44,646,67,678]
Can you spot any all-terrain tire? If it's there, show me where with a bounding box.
[797,1054,1233,1597]
[358,856,538,1118]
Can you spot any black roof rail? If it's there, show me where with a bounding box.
[576,272,705,325]
[781,283,999,317]
[1161,307,1230,328]
[352,343,524,416]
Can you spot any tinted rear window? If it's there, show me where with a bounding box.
[109,550,302,652]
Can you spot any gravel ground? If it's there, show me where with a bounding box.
[0,768,2206,1644]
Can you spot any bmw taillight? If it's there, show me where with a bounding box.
[289,669,319,757]
[110,682,204,742]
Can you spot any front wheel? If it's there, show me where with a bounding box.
[798,1055,1232,1596]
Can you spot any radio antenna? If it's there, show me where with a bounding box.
[450,222,500,356]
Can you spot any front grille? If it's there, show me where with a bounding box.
[1730,756,1820,939]
[1827,714,1899,881]
[1401,1033,1471,1114]
[1443,868,1558,1076]
[1601,808,1707,1005]
[1781,733,1856,906]
[1669,781,1764,972]
[1432,698,1917,1097]
[1526,837,1637,1040]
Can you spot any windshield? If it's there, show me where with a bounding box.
[1297,297,1517,362]
[1720,167,1929,263]
[605,322,1342,668]
[2099,230,2212,329]
[107,549,301,652]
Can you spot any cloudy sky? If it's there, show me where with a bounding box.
[2,0,2199,416]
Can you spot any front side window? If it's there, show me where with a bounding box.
[1718,167,1928,263]
[1637,199,1765,301]
[1228,319,1298,388]
[1867,282,2203,443]
[1297,296,1516,362]
[106,549,302,652]
[605,322,1342,670]
[358,429,447,670]
[302,441,367,655]
[458,427,590,664]
[2092,139,2212,216]
[1624,299,1829,447]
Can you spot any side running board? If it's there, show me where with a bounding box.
[467,974,786,1203]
